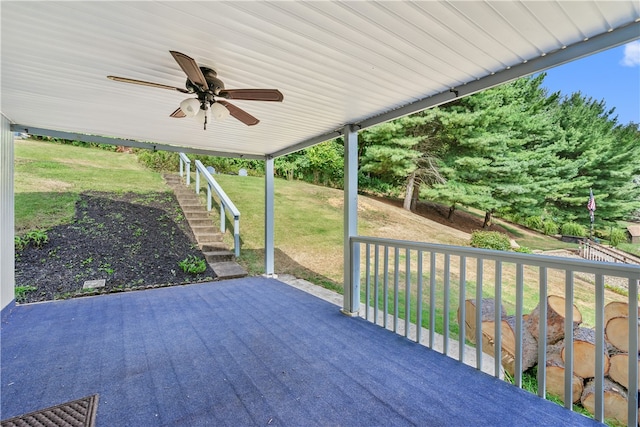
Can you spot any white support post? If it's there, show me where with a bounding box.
[185,161,190,186]
[195,169,200,194]
[234,217,240,258]
[342,124,360,316]
[264,157,275,276]
[207,184,212,211]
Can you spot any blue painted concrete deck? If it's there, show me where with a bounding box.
[1,277,601,426]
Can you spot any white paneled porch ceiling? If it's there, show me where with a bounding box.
[2,1,639,159]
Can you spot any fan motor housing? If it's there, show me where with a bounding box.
[186,67,225,94]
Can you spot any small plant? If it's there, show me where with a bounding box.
[81,257,93,266]
[470,231,511,251]
[561,222,587,237]
[514,246,533,254]
[178,255,207,274]
[523,216,544,232]
[14,236,27,251]
[15,285,38,302]
[99,262,115,275]
[25,229,49,247]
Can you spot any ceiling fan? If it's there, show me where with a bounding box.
[107,51,283,129]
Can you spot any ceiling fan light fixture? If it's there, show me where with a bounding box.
[180,98,201,117]
[195,105,211,124]
[211,102,230,121]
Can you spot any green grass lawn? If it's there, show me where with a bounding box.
[15,140,167,233]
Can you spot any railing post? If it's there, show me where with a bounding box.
[179,157,184,178]
[207,184,212,211]
[220,202,226,233]
[342,124,359,316]
[185,160,190,186]
[195,169,200,194]
[264,157,275,276]
[234,217,240,258]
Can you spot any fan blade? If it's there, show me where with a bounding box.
[169,51,209,90]
[107,76,190,93]
[218,101,259,126]
[170,108,186,118]
[219,89,283,102]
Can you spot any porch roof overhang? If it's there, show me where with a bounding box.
[2,1,639,159]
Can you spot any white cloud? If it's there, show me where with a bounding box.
[621,41,640,67]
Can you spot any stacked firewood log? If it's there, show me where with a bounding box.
[458,297,638,425]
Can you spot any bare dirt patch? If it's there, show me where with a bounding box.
[14,191,214,303]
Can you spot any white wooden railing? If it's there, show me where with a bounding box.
[351,236,640,426]
[194,160,241,257]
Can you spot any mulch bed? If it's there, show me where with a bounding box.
[14,191,214,304]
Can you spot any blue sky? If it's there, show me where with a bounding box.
[537,41,640,125]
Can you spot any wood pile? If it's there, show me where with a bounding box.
[459,297,638,425]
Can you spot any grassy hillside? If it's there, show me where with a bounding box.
[14,139,167,233]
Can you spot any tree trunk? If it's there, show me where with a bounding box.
[481,315,537,376]
[609,352,640,389]
[456,298,505,344]
[560,326,610,379]
[447,204,456,221]
[581,378,629,426]
[606,316,640,353]
[410,181,420,211]
[482,211,492,229]
[545,340,584,404]
[403,171,416,211]
[605,301,640,326]
[525,295,582,345]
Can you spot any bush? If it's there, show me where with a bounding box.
[560,222,587,237]
[609,228,627,247]
[514,246,533,254]
[136,150,179,171]
[178,255,207,274]
[523,216,544,232]
[470,231,511,251]
[542,220,559,236]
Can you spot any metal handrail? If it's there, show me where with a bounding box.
[194,159,241,257]
[178,152,191,186]
[351,235,640,426]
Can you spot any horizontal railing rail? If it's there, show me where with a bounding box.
[178,152,191,186]
[580,239,640,265]
[194,159,241,257]
[351,235,640,426]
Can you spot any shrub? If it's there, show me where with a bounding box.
[178,255,207,274]
[136,150,179,171]
[609,228,627,247]
[523,216,544,232]
[514,246,533,254]
[560,222,587,237]
[25,230,49,247]
[14,236,27,251]
[542,220,559,236]
[470,231,511,251]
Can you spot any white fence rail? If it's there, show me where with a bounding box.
[194,160,241,257]
[351,236,640,426]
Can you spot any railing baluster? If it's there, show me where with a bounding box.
[495,260,502,378]
[564,270,574,410]
[394,246,400,333]
[628,277,639,427]
[515,263,524,388]
[594,273,605,422]
[443,253,450,356]
[365,243,371,321]
[405,248,411,338]
[374,245,380,325]
[459,256,466,363]
[383,246,389,329]
[537,267,548,396]
[475,259,484,367]
[429,251,436,350]
[416,251,423,344]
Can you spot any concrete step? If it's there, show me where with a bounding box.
[179,203,204,211]
[191,225,218,235]
[204,250,234,263]
[197,233,224,243]
[183,211,210,219]
[187,218,213,227]
[201,243,229,252]
[210,261,248,280]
